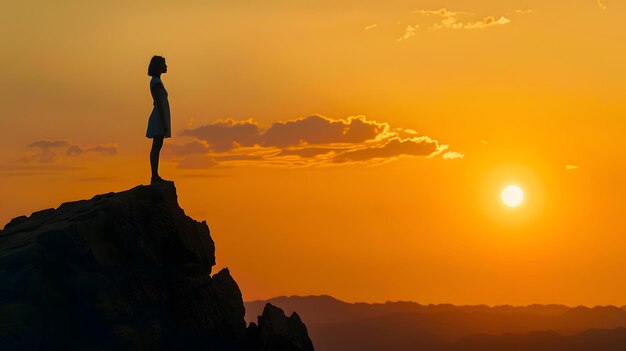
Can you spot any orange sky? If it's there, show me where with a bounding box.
[2,0,626,306]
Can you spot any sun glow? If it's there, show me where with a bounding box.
[501,185,524,207]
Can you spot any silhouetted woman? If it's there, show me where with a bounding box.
[146,55,171,184]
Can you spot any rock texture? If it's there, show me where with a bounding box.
[246,304,315,351]
[0,182,314,351]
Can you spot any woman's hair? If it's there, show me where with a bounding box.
[148,55,166,76]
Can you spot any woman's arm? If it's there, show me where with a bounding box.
[150,82,168,134]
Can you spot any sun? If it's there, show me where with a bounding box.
[501,185,524,207]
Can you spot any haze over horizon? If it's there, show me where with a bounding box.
[2,0,625,307]
[244,294,626,308]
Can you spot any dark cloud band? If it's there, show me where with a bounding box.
[167,114,461,168]
[21,140,118,163]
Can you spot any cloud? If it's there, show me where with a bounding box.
[28,140,70,149]
[21,140,118,163]
[396,25,418,41]
[414,8,511,30]
[172,115,461,168]
[597,0,607,10]
[566,165,579,170]
[515,9,533,14]
[215,154,267,162]
[181,115,390,151]
[415,8,462,18]
[262,115,390,147]
[66,144,118,156]
[462,16,511,30]
[278,147,337,158]
[332,137,443,164]
[442,151,465,159]
[180,119,260,152]
[364,23,378,30]
[24,140,68,163]
[164,141,210,156]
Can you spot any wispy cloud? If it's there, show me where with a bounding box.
[413,8,511,31]
[179,119,260,152]
[515,9,533,15]
[66,145,117,157]
[364,23,378,30]
[443,151,465,160]
[164,141,210,156]
[566,165,579,170]
[20,140,118,163]
[597,0,607,10]
[180,115,391,151]
[332,136,443,164]
[415,8,467,17]
[396,25,418,41]
[168,115,462,168]
[461,16,510,30]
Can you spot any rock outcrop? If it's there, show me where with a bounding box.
[246,304,315,351]
[0,182,314,351]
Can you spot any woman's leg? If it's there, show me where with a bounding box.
[150,136,164,178]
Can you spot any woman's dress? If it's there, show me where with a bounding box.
[146,76,171,138]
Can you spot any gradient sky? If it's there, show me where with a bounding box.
[2,0,625,306]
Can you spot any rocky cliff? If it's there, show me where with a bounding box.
[0,182,314,351]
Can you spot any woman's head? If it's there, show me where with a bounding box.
[148,55,167,76]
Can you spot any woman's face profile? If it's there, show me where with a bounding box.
[162,61,168,74]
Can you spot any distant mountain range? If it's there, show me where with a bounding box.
[246,295,626,351]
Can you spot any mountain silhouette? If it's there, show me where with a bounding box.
[246,296,626,351]
[0,182,314,351]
